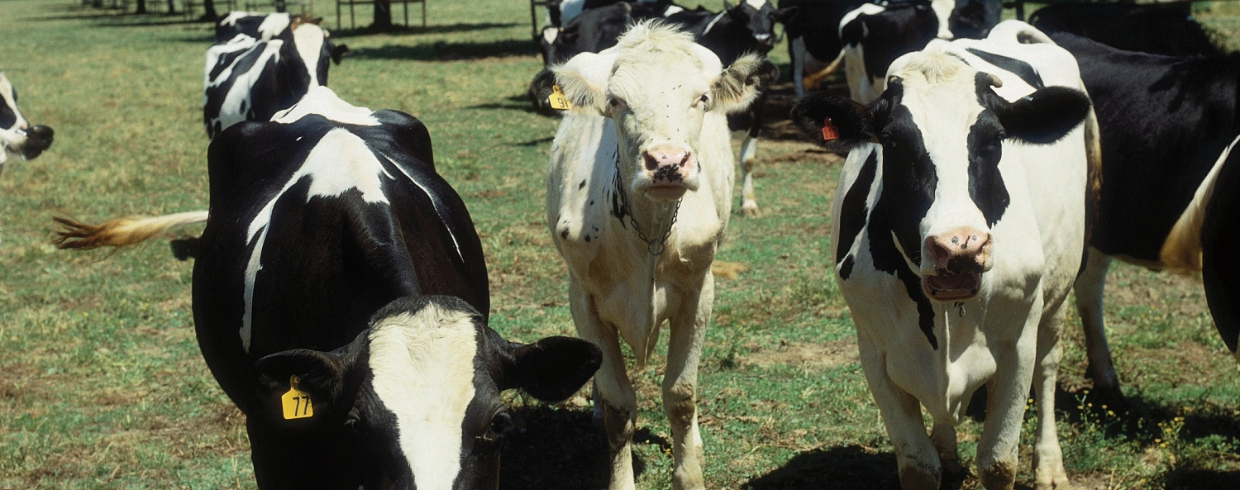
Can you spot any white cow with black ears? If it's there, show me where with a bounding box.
[533,21,776,490]
[0,72,54,176]
[792,21,1100,490]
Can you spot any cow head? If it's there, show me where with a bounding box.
[288,20,348,87]
[253,296,601,490]
[535,22,776,202]
[0,72,54,172]
[791,52,1089,301]
[725,0,797,52]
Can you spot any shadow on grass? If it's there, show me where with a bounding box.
[348,40,538,61]
[741,445,900,490]
[499,405,651,490]
[330,22,521,38]
[1164,469,1240,489]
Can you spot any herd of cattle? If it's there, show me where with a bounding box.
[0,0,1230,488]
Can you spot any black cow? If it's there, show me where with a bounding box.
[532,0,793,217]
[0,72,54,176]
[54,86,602,489]
[203,13,347,139]
[1048,31,1240,400]
[1032,2,1222,57]
[1203,144,1240,366]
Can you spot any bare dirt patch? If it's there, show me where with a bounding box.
[743,338,858,369]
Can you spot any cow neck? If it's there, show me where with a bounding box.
[612,155,682,256]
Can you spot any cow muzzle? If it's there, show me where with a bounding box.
[21,125,54,160]
[921,227,991,301]
[641,144,695,200]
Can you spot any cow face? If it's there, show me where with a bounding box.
[727,0,796,52]
[0,72,54,170]
[253,296,602,490]
[792,52,1089,301]
[540,22,776,201]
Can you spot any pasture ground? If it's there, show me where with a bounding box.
[1,0,1239,488]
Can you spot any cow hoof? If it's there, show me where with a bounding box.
[1035,461,1071,490]
[741,205,761,218]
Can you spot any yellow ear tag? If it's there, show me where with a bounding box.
[281,375,314,420]
[548,85,573,111]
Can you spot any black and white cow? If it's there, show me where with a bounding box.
[792,21,1097,489]
[534,0,793,217]
[203,13,347,139]
[0,72,54,176]
[1203,144,1240,366]
[1032,2,1222,57]
[1043,31,1240,399]
[783,0,968,99]
[839,0,942,103]
[54,86,602,489]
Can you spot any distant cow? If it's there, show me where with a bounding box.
[792,21,1097,489]
[203,14,347,139]
[839,0,941,103]
[1032,1,1222,57]
[1046,31,1239,400]
[783,0,974,99]
[535,22,775,490]
[0,72,54,175]
[54,86,602,489]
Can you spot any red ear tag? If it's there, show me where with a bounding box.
[821,117,840,141]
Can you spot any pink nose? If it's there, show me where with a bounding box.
[642,144,694,184]
[924,227,991,273]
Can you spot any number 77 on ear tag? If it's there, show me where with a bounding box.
[281,375,314,420]
[548,85,573,111]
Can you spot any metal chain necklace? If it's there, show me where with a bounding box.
[612,161,683,256]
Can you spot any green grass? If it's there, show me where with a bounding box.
[2,1,1239,488]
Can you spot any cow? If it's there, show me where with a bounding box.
[0,72,54,176]
[1042,31,1240,401]
[1203,142,1240,365]
[53,85,603,489]
[534,0,793,218]
[791,21,1098,489]
[782,0,969,100]
[532,22,775,490]
[1031,1,1222,57]
[839,0,941,103]
[203,14,347,139]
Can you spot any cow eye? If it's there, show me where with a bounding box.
[608,97,622,108]
[344,409,365,434]
[487,411,513,439]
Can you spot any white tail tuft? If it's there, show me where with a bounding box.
[53,210,209,250]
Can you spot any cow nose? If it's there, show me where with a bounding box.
[642,144,694,184]
[28,125,54,141]
[925,227,991,274]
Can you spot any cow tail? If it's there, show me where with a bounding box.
[1158,136,1240,272]
[53,210,209,250]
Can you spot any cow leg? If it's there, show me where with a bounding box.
[570,279,637,490]
[663,273,712,490]
[857,334,940,490]
[739,99,763,218]
[930,421,963,478]
[1032,299,1070,490]
[1075,247,1121,400]
[791,37,806,99]
[976,298,1042,490]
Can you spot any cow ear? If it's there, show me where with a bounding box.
[992,86,1091,145]
[533,56,610,116]
[252,342,361,424]
[791,92,878,152]
[330,43,349,65]
[840,17,866,46]
[500,336,602,402]
[711,54,779,115]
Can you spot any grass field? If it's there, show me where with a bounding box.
[2,0,1239,488]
